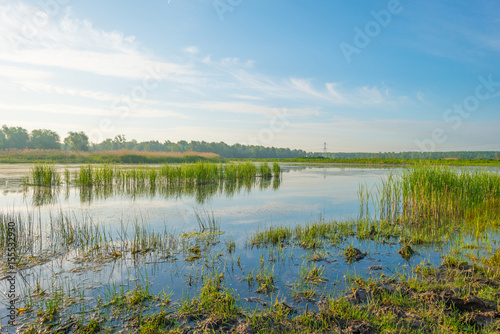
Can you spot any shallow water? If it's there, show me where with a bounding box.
[0,164,396,237]
[0,163,498,328]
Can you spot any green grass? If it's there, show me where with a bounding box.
[0,149,222,164]
[299,262,328,285]
[249,220,355,248]
[9,163,500,333]
[245,265,277,293]
[241,157,500,167]
[23,164,61,186]
[358,166,500,248]
[179,273,241,322]
[64,162,279,188]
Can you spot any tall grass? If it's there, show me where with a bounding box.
[259,163,272,178]
[23,164,61,186]
[273,162,281,178]
[249,220,355,248]
[0,149,220,164]
[22,163,279,191]
[360,165,500,226]
[70,162,278,190]
[0,210,181,269]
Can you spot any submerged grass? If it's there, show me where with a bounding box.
[249,220,355,248]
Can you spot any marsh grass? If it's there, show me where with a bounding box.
[23,164,61,187]
[72,162,277,188]
[361,166,500,226]
[245,265,277,293]
[259,163,272,178]
[249,220,355,248]
[179,272,241,321]
[300,262,328,285]
[0,209,186,271]
[273,162,281,178]
[10,164,500,333]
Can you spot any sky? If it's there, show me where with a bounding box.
[0,0,499,153]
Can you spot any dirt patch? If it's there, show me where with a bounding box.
[345,320,375,334]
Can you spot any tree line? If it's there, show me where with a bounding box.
[0,126,89,151]
[2,125,497,160]
[0,125,306,158]
[314,151,500,160]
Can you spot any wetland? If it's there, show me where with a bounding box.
[0,162,499,333]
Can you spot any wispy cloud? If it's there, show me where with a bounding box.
[0,102,190,119]
[0,64,52,81]
[0,3,193,79]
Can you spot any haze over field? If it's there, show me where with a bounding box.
[1,0,499,152]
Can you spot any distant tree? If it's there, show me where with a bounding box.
[29,129,60,149]
[112,135,126,150]
[0,128,5,149]
[64,131,89,151]
[1,125,29,149]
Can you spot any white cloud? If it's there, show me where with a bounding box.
[19,82,122,102]
[232,94,264,101]
[183,46,199,54]
[0,2,193,79]
[0,102,190,119]
[0,64,52,81]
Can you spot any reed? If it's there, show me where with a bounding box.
[249,220,355,248]
[360,165,500,227]
[259,163,272,178]
[23,164,61,186]
[69,162,277,191]
[273,162,281,178]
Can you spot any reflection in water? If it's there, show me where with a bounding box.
[25,177,282,206]
[24,186,60,206]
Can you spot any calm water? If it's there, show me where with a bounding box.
[0,164,394,239]
[1,163,496,326]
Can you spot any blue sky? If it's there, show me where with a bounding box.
[0,0,499,152]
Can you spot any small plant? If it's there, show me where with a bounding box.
[300,262,328,285]
[398,244,415,260]
[487,249,500,269]
[244,265,277,294]
[413,262,436,276]
[344,245,366,263]
[226,239,236,253]
[179,272,241,322]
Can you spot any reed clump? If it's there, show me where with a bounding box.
[360,165,500,227]
[249,220,355,248]
[69,162,278,189]
[23,164,61,186]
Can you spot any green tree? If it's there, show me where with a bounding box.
[64,131,89,151]
[1,125,29,149]
[29,129,61,149]
[0,128,5,149]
